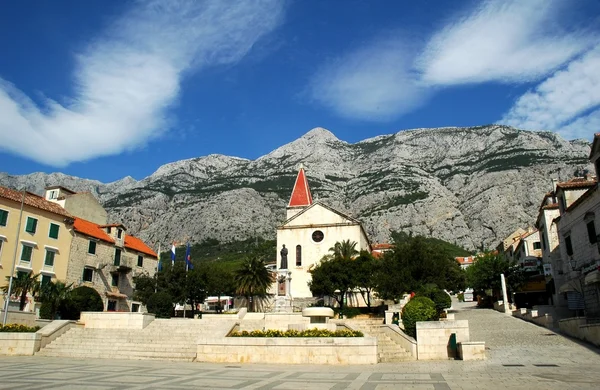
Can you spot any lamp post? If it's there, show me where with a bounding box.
[2,190,26,326]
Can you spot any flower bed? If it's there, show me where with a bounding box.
[230,329,363,337]
[0,324,40,333]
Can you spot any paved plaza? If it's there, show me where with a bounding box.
[1,301,600,389]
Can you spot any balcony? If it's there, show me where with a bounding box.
[111,257,133,273]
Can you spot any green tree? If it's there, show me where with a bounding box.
[234,256,275,312]
[202,262,235,313]
[186,267,208,316]
[465,252,525,299]
[309,256,357,317]
[2,272,40,311]
[147,291,174,318]
[375,233,467,301]
[38,280,72,320]
[59,286,104,320]
[354,251,378,308]
[329,239,359,261]
[132,273,157,306]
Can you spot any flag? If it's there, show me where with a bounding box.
[185,242,194,270]
[157,243,162,272]
[171,242,176,266]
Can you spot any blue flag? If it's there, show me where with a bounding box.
[171,242,176,266]
[185,242,194,270]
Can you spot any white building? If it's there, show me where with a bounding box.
[274,167,371,309]
[555,135,600,318]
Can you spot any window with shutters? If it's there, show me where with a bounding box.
[25,217,37,234]
[88,240,97,255]
[0,209,8,226]
[565,236,573,256]
[49,223,59,239]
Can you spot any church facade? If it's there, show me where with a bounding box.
[273,167,371,308]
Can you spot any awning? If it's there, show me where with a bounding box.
[105,291,128,299]
[558,282,579,294]
[585,270,600,285]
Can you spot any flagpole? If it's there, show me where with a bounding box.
[2,190,26,326]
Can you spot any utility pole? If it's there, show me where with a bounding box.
[2,190,26,326]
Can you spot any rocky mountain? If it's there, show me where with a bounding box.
[0,125,591,252]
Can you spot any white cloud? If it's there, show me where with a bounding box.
[0,0,285,166]
[501,45,600,139]
[418,0,593,85]
[309,39,429,122]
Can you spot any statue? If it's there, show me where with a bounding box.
[280,244,288,269]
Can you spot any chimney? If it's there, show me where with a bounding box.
[551,178,558,194]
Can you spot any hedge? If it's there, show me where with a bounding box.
[0,324,40,333]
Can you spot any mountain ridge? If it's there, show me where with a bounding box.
[0,125,590,253]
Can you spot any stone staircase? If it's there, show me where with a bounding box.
[346,318,413,362]
[36,318,235,361]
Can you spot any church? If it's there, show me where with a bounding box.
[273,167,371,309]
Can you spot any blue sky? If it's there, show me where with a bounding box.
[1,0,599,183]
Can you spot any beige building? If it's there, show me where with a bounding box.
[45,186,107,225]
[0,186,74,312]
[274,167,371,309]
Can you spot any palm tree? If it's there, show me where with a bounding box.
[2,272,40,311]
[38,280,73,320]
[329,240,359,261]
[234,257,275,312]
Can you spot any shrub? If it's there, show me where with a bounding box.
[401,296,437,339]
[417,287,452,318]
[457,293,465,302]
[229,328,363,337]
[39,301,53,320]
[147,292,174,318]
[59,286,104,320]
[0,324,40,333]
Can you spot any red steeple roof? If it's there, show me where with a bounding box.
[288,167,313,207]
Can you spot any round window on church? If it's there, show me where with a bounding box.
[312,230,324,243]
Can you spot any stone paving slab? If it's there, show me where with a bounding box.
[2,300,600,389]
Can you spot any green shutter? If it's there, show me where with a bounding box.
[0,210,7,226]
[25,217,37,233]
[49,223,59,239]
[114,249,121,266]
[20,245,32,262]
[88,240,96,254]
[45,250,55,267]
[137,255,143,267]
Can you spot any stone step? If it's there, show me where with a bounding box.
[43,343,197,352]
[36,351,195,361]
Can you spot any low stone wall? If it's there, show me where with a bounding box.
[381,324,417,359]
[79,312,155,329]
[512,308,554,329]
[579,323,600,347]
[559,317,600,346]
[416,320,469,360]
[458,341,486,360]
[0,332,40,356]
[38,320,77,349]
[0,310,38,327]
[197,336,378,365]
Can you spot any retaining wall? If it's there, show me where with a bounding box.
[79,312,155,329]
[416,320,469,360]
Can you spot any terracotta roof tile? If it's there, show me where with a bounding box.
[541,203,559,210]
[124,235,157,258]
[556,178,597,190]
[73,218,115,243]
[372,243,394,250]
[0,186,72,217]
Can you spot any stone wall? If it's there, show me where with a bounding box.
[67,234,157,312]
[0,310,38,327]
[79,312,155,329]
[197,336,378,365]
[416,320,470,360]
[559,317,600,347]
[0,333,40,356]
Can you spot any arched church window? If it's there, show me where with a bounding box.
[296,245,302,266]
